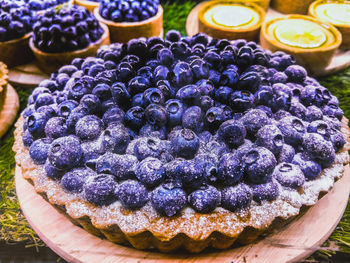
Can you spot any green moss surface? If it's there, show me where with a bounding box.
[0,0,349,259]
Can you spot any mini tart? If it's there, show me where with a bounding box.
[29,23,110,74]
[260,15,342,74]
[94,5,163,43]
[75,0,99,12]
[271,0,314,14]
[13,116,350,252]
[198,1,265,41]
[309,0,350,49]
[0,62,8,112]
[0,33,34,68]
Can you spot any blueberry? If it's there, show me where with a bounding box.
[101,123,130,154]
[170,42,190,60]
[29,138,51,164]
[204,106,225,132]
[144,104,167,128]
[221,183,252,212]
[153,65,171,83]
[66,106,89,131]
[111,82,131,108]
[23,129,34,147]
[240,109,270,136]
[136,157,165,188]
[151,185,187,216]
[256,125,284,155]
[171,129,200,159]
[256,105,273,118]
[75,115,104,140]
[251,180,279,203]
[176,159,207,189]
[134,137,165,160]
[124,106,145,130]
[244,147,277,184]
[238,71,261,92]
[156,80,175,100]
[300,85,323,106]
[92,83,111,102]
[44,161,65,180]
[292,153,321,180]
[142,88,165,107]
[302,133,335,167]
[254,85,273,105]
[329,129,346,152]
[117,180,149,210]
[214,86,233,104]
[285,65,307,83]
[172,61,193,87]
[230,91,254,112]
[218,119,246,148]
[188,185,221,213]
[68,81,90,101]
[165,30,181,42]
[307,120,330,140]
[34,93,54,109]
[48,136,82,170]
[217,153,244,185]
[61,168,95,193]
[176,85,200,105]
[289,101,307,120]
[305,105,323,122]
[45,117,68,139]
[270,71,288,84]
[102,106,125,126]
[182,106,203,133]
[277,144,295,163]
[196,79,214,96]
[165,99,185,128]
[80,94,101,114]
[273,163,305,189]
[190,58,210,80]
[278,116,306,146]
[27,112,49,138]
[157,48,174,66]
[84,174,118,206]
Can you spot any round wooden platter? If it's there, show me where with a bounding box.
[186,2,350,77]
[15,164,350,263]
[0,85,19,138]
[8,62,49,88]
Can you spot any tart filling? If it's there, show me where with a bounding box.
[314,2,350,25]
[267,18,335,49]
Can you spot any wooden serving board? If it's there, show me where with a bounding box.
[186,2,350,77]
[9,62,49,89]
[0,85,19,138]
[15,164,350,263]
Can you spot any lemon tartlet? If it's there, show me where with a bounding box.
[271,0,314,14]
[198,0,265,41]
[260,15,342,74]
[75,0,99,12]
[309,0,350,49]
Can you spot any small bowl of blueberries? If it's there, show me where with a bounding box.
[29,4,110,74]
[94,0,163,43]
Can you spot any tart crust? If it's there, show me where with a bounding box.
[271,0,314,14]
[198,0,266,41]
[13,115,350,252]
[75,0,99,13]
[29,23,110,74]
[0,62,8,113]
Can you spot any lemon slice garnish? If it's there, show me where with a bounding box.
[324,4,350,24]
[274,19,327,48]
[210,5,256,27]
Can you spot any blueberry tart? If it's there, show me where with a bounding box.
[309,0,350,49]
[0,1,37,67]
[260,15,342,75]
[94,0,163,43]
[198,0,265,41]
[29,5,110,74]
[14,31,350,252]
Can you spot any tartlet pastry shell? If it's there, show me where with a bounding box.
[198,0,266,41]
[94,5,163,44]
[13,114,350,252]
[0,62,8,112]
[260,15,342,75]
[308,0,350,49]
[271,0,314,14]
[29,23,110,74]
